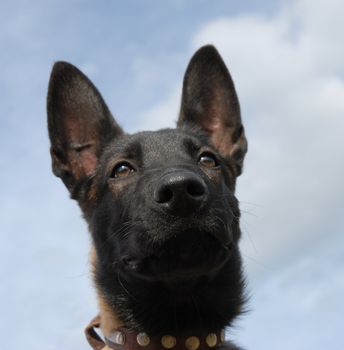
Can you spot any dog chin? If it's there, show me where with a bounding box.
[120,230,232,285]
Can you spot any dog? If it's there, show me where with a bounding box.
[47,45,248,350]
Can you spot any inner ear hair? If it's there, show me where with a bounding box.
[178,45,247,176]
[47,61,123,193]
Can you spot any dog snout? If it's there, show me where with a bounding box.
[153,171,208,216]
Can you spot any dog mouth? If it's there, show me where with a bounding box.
[120,230,232,284]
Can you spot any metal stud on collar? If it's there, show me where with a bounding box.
[205,333,217,347]
[185,336,200,350]
[137,332,151,347]
[220,329,226,342]
[106,330,125,345]
[161,335,177,349]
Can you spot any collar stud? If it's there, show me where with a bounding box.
[137,332,150,347]
[205,333,217,347]
[106,330,125,345]
[161,335,177,349]
[185,336,200,350]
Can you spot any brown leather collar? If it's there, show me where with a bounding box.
[85,316,106,350]
[85,316,226,350]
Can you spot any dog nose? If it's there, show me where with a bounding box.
[154,171,207,215]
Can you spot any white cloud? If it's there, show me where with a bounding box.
[135,88,181,131]
[233,231,344,350]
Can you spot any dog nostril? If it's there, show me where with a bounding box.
[156,188,173,203]
[187,181,205,197]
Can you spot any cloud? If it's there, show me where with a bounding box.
[232,231,344,350]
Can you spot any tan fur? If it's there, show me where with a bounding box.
[90,247,124,336]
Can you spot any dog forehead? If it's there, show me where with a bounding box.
[108,128,207,163]
[138,129,188,155]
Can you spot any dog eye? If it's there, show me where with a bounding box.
[198,153,218,168]
[111,162,135,178]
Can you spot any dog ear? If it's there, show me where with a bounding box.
[47,62,123,194]
[178,45,247,176]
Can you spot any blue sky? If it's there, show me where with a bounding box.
[1,1,343,349]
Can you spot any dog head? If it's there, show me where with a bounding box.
[47,45,247,333]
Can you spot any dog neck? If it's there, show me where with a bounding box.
[86,285,227,350]
[89,245,244,350]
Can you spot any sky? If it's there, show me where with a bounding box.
[0,0,343,349]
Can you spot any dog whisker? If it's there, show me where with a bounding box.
[117,271,139,302]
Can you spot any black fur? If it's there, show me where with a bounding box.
[47,45,248,349]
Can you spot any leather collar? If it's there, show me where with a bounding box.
[85,316,225,350]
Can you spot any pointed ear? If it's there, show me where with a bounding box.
[178,45,247,176]
[47,62,123,194]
